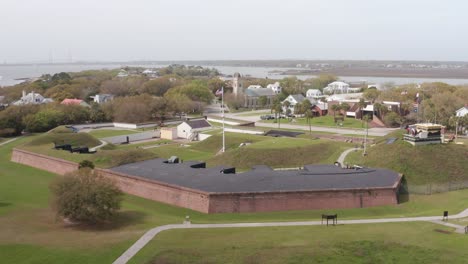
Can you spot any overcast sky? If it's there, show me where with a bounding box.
[1,0,467,63]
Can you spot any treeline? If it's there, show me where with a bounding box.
[0,66,222,136]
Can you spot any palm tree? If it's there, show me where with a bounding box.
[331,104,341,117]
[340,103,350,118]
[357,98,367,120]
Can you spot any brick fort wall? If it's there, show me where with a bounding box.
[11,148,401,214]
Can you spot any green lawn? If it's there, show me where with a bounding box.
[129,222,468,264]
[2,137,468,263]
[87,129,141,139]
[236,110,271,116]
[261,115,366,129]
[345,130,468,193]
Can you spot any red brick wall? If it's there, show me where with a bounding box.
[11,148,79,175]
[11,149,210,213]
[208,188,398,213]
[11,148,400,214]
[97,169,210,213]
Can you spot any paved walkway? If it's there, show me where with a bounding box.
[0,137,19,147]
[89,140,108,152]
[337,147,358,164]
[113,208,468,264]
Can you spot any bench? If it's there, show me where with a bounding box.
[321,214,338,226]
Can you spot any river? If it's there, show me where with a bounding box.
[1,63,468,87]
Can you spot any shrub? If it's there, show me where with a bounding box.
[79,160,95,169]
[50,168,123,224]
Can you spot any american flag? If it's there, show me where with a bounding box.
[215,87,224,96]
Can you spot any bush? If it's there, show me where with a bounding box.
[79,160,95,169]
[50,168,123,224]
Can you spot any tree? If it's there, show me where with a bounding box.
[273,102,283,128]
[357,98,367,120]
[282,100,291,114]
[164,80,214,104]
[258,96,268,108]
[305,109,313,134]
[363,89,381,103]
[331,104,342,117]
[340,103,350,118]
[79,160,95,169]
[50,168,123,224]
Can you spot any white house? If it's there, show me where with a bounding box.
[117,69,128,78]
[323,81,350,94]
[456,106,468,117]
[90,94,114,104]
[12,91,53,106]
[266,82,282,94]
[282,94,315,114]
[306,89,322,98]
[177,119,212,140]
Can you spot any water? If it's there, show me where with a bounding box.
[1,63,468,87]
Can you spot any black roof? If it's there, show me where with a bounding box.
[110,159,401,193]
[185,119,211,129]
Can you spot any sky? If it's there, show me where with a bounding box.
[1,0,468,63]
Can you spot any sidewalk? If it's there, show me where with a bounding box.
[113,208,468,264]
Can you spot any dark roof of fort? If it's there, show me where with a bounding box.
[110,159,401,193]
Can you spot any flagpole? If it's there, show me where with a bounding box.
[221,87,225,152]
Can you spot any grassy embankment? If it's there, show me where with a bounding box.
[2,135,468,263]
[346,129,468,193]
[129,222,468,264]
[87,129,141,138]
[260,115,365,129]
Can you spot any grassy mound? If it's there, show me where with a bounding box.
[93,148,158,168]
[191,133,268,153]
[346,129,468,192]
[207,138,351,170]
[27,131,101,148]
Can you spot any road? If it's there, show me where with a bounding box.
[208,109,397,137]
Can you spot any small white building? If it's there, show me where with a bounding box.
[117,69,128,78]
[266,82,282,94]
[306,89,322,98]
[90,94,114,104]
[323,81,350,94]
[456,106,468,117]
[177,119,212,140]
[12,91,53,106]
[282,94,315,114]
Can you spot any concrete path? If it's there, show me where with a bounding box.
[337,147,358,164]
[113,209,468,264]
[0,137,19,147]
[89,140,108,152]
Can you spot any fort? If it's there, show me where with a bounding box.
[12,148,403,214]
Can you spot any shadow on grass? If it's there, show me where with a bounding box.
[67,210,147,231]
[0,202,11,207]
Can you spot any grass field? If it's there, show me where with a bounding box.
[2,136,468,263]
[129,222,468,264]
[87,129,141,138]
[236,110,271,116]
[345,130,468,190]
[260,115,366,129]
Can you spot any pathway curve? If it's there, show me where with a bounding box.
[0,137,19,147]
[113,208,468,264]
[89,140,108,152]
[337,147,358,165]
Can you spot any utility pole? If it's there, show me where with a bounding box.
[363,117,368,156]
[221,87,225,153]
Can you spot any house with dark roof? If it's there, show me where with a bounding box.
[242,85,277,108]
[177,118,212,140]
[282,94,316,114]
